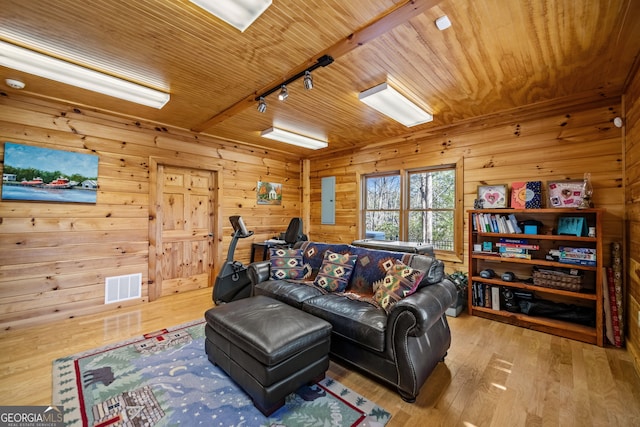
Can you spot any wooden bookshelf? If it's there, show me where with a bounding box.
[468,208,603,346]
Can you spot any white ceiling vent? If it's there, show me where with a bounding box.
[105,273,142,304]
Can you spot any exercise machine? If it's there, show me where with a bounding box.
[213,215,254,304]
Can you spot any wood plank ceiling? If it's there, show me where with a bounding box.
[1,0,639,156]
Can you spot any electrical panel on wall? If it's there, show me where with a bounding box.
[321,176,335,225]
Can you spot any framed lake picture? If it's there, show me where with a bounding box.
[1,142,99,203]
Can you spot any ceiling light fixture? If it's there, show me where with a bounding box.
[358,82,433,127]
[254,55,333,108]
[303,71,313,90]
[277,85,288,101]
[260,127,328,150]
[257,96,267,113]
[190,0,272,32]
[0,41,170,109]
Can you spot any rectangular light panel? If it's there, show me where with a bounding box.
[0,41,170,109]
[359,82,433,127]
[190,0,272,32]
[261,127,328,150]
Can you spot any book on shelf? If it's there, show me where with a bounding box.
[496,243,540,250]
[471,283,502,310]
[499,252,532,259]
[559,247,596,260]
[558,258,596,266]
[484,285,491,308]
[496,238,539,250]
[558,246,596,266]
[473,212,524,234]
[508,214,523,233]
[491,286,501,310]
[499,246,529,254]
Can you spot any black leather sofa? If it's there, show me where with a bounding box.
[248,241,457,402]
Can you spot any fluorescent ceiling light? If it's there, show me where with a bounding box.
[190,0,272,32]
[359,82,433,127]
[0,41,170,109]
[261,127,328,150]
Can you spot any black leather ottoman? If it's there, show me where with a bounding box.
[204,295,332,416]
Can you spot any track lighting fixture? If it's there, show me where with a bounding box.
[257,96,267,113]
[277,85,288,101]
[254,55,333,108]
[303,71,313,90]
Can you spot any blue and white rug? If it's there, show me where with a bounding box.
[53,320,391,426]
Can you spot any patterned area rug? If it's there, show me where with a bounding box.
[52,320,391,427]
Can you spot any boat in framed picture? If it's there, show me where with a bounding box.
[1,142,98,204]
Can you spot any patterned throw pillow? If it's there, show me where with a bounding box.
[373,260,425,312]
[269,248,308,280]
[313,251,358,292]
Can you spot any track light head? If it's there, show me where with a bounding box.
[257,96,267,113]
[278,85,288,101]
[303,71,313,90]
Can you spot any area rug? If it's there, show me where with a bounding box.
[53,319,391,427]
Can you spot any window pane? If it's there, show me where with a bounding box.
[408,210,454,251]
[366,175,400,209]
[365,211,399,240]
[409,170,455,209]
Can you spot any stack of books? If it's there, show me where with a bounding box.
[496,238,539,260]
[558,246,596,266]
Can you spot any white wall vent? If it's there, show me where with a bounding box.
[105,273,142,304]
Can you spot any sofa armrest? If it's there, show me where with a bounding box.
[387,277,457,337]
[248,260,271,287]
[385,277,456,401]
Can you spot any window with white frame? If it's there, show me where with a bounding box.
[363,164,458,253]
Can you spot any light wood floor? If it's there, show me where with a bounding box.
[1,287,639,426]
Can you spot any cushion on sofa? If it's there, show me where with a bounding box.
[254,279,323,309]
[269,248,310,280]
[297,241,438,296]
[313,251,357,292]
[410,256,445,288]
[343,246,416,297]
[298,242,352,277]
[302,293,387,352]
[373,260,425,312]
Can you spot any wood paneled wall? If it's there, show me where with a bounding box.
[625,64,640,375]
[307,96,625,287]
[0,95,301,330]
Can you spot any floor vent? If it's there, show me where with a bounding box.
[105,273,142,304]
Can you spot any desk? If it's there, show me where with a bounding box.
[250,240,286,263]
[351,239,434,256]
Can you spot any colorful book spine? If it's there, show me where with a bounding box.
[499,246,528,253]
[499,252,532,259]
[496,242,540,250]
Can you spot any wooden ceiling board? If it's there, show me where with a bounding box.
[1,0,639,156]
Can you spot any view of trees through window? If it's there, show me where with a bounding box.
[364,167,455,251]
